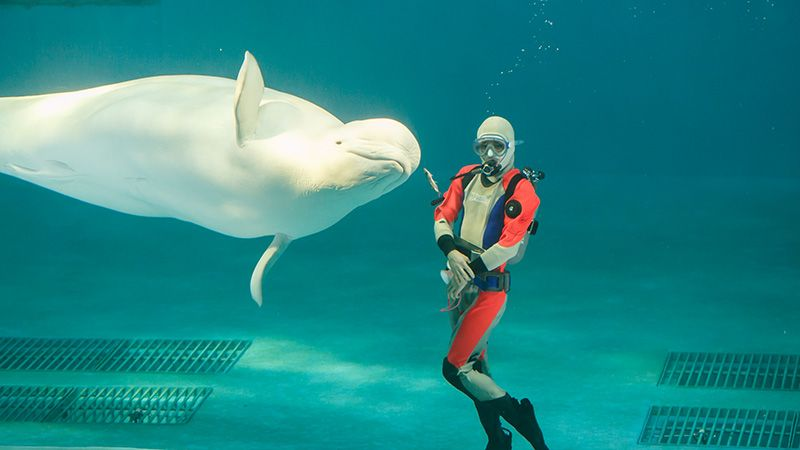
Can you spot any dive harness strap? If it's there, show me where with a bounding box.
[474,270,511,293]
[430,165,482,206]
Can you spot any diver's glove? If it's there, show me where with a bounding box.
[447,250,475,285]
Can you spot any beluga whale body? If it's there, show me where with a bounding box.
[0,51,421,306]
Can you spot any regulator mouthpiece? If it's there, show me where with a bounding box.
[481,160,501,177]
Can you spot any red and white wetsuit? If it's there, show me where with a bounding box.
[434,164,539,401]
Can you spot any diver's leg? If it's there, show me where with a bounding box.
[444,290,508,401]
[442,289,549,449]
[443,285,481,398]
[442,290,510,448]
[473,358,512,450]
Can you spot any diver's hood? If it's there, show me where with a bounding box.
[476,116,515,177]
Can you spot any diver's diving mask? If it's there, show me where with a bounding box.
[473,134,510,158]
[474,133,513,177]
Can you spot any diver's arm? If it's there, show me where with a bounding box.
[468,180,540,273]
[433,166,474,257]
[472,241,525,273]
[434,166,481,284]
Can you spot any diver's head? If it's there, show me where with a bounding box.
[474,116,515,178]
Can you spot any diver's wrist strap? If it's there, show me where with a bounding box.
[437,235,457,257]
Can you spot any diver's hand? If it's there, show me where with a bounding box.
[447,276,469,303]
[447,250,474,285]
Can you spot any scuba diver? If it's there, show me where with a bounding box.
[430,116,549,450]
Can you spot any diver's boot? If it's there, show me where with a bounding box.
[485,394,549,450]
[475,400,512,450]
[470,359,510,449]
[487,427,512,450]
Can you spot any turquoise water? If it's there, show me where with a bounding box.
[1,1,799,449]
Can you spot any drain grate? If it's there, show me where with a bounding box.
[0,385,212,424]
[658,352,800,391]
[639,406,800,448]
[0,338,251,374]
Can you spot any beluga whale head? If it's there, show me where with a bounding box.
[316,117,420,200]
[231,51,421,304]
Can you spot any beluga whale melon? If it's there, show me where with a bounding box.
[0,51,421,306]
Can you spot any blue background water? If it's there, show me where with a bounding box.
[0,1,798,449]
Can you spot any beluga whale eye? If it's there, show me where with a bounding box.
[336,140,342,145]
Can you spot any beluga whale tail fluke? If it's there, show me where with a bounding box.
[0,50,421,307]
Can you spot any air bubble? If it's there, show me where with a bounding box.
[483,2,559,114]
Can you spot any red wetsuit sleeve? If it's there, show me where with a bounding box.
[434,165,478,223]
[498,179,540,247]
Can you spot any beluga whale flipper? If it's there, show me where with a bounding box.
[0,51,421,306]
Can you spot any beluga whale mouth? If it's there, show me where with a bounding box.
[332,118,421,195]
[0,50,422,308]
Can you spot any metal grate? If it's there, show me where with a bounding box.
[0,385,212,425]
[0,338,251,374]
[659,352,800,391]
[639,406,800,448]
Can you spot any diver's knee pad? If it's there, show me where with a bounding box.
[442,357,477,400]
[442,357,460,386]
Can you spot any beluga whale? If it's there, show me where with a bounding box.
[0,51,421,306]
